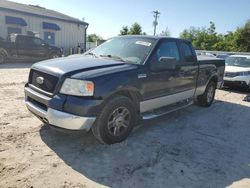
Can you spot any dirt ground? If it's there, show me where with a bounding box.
[0,62,250,188]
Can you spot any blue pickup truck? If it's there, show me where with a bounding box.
[24,36,225,144]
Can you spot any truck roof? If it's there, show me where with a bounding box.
[115,35,191,42]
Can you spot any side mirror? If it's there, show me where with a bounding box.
[151,57,177,71]
[159,56,176,63]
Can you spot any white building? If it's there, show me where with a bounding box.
[0,0,88,51]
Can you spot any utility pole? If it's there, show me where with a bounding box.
[152,10,160,36]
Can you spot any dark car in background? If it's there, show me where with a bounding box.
[0,34,62,64]
[216,53,229,60]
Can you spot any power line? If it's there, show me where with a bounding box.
[152,10,160,36]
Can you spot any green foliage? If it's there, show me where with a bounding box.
[119,22,145,35]
[180,20,250,52]
[87,34,102,42]
[129,22,142,35]
[120,26,129,35]
[234,20,250,52]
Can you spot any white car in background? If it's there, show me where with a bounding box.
[224,55,250,90]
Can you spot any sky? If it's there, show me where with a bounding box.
[8,0,250,39]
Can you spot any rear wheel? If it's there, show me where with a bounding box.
[92,96,136,144]
[196,81,216,107]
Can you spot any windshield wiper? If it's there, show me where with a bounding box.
[99,54,125,62]
[85,52,98,58]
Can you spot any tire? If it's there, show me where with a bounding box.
[196,81,216,107]
[92,95,136,144]
[0,52,5,64]
[49,52,60,59]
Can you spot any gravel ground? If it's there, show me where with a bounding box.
[0,62,250,188]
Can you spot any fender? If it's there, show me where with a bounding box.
[195,73,218,97]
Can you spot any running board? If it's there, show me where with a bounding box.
[142,99,193,120]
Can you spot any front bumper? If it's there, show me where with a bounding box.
[24,86,96,131]
[224,76,250,88]
[223,80,249,88]
[224,76,250,84]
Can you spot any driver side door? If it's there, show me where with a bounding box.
[140,39,194,113]
[143,39,181,100]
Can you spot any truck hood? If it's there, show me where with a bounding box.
[225,66,250,72]
[31,56,127,77]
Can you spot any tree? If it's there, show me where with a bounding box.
[179,20,250,52]
[180,22,221,51]
[120,26,129,35]
[87,34,102,42]
[212,32,235,51]
[180,27,202,42]
[118,22,145,35]
[159,27,171,37]
[234,20,250,52]
[129,22,142,35]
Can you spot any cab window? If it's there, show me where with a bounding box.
[32,38,43,46]
[179,41,196,63]
[156,41,180,63]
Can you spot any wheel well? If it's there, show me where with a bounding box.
[106,90,141,113]
[210,76,218,84]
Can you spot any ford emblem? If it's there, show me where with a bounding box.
[36,76,44,85]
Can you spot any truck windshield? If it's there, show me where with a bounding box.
[87,37,156,65]
[226,57,250,67]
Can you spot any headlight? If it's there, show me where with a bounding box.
[60,79,94,96]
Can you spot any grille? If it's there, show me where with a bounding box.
[29,69,59,93]
[224,72,241,78]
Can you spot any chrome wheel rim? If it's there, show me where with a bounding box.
[107,107,131,136]
[207,85,215,103]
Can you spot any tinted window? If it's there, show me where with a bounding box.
[8,27,21,35]
[32,38,43,45]
[18,36,33,45]
[156,41,180,62]
[17,36,43,47]
[180,42,195,62]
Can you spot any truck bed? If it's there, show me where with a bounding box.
[197,55,225,67]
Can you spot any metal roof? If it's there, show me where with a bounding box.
[0,0,88,25]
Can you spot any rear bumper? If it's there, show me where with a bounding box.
[24,86,96,131]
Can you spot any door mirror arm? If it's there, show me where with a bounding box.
[150,57,177,71]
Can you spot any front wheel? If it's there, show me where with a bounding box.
[92,96,136,144]
[196,81,216,107]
